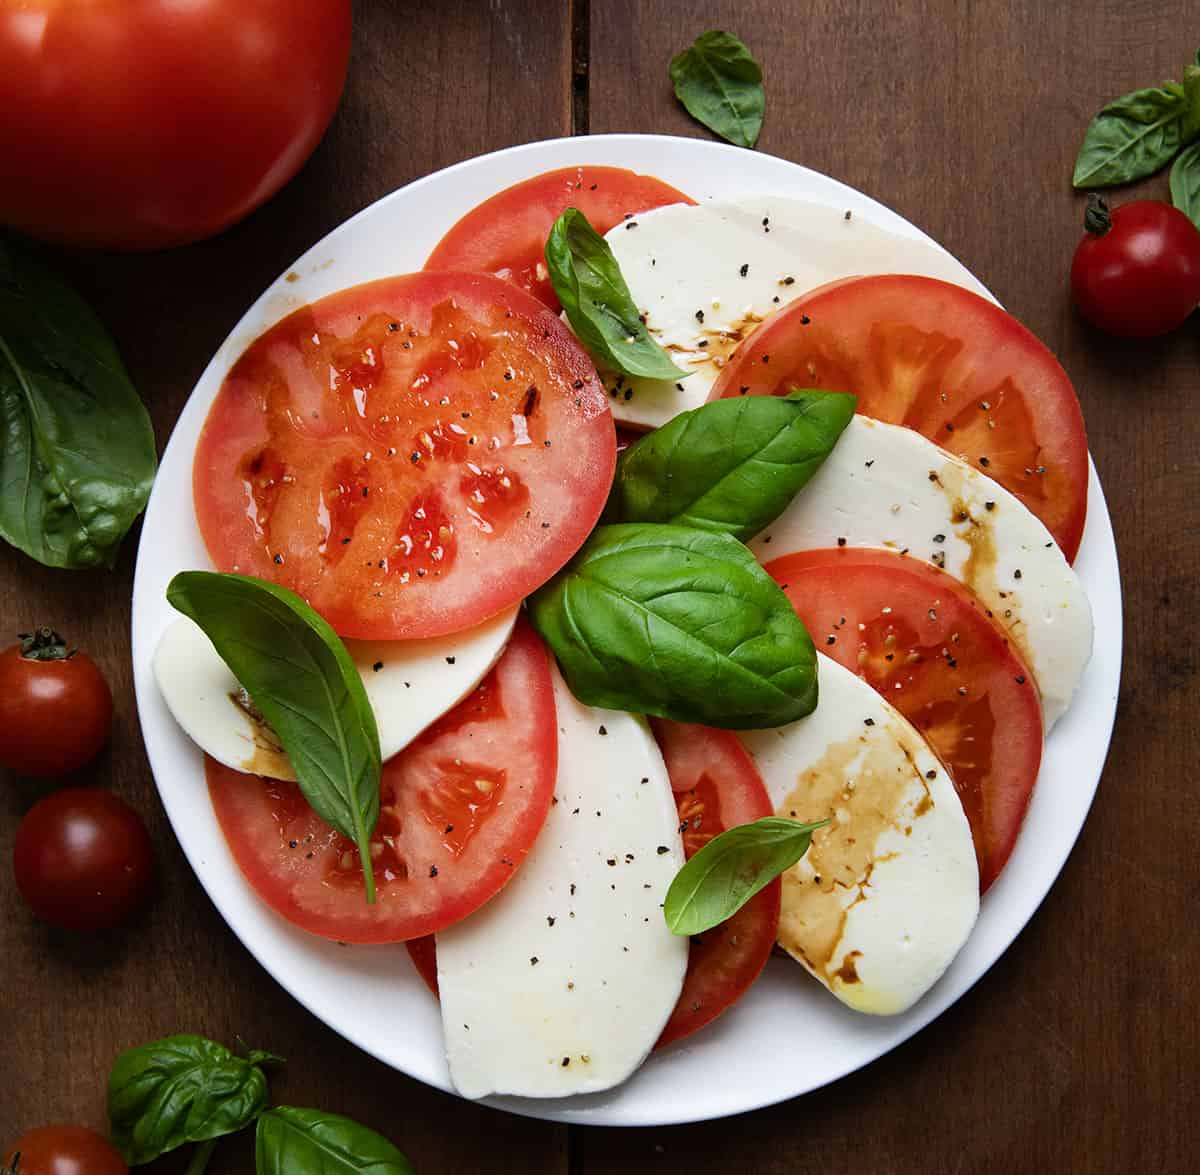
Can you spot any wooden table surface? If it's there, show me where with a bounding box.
[3,2,1198,1171]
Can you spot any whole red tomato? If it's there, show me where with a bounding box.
[13,788,154,932]
[3,1126,128,1175]
[0,1,352,249]
[0,629,113,777]
[1070,196,1200,338]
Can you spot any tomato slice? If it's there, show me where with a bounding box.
[762,548,1043,892]
[651,720,780,1048]
[194,271,615,640]
[424,166,695,311]
[712,275,1088,561]
[208,617,557,943]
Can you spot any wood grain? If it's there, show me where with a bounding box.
[3,2,1199,1173]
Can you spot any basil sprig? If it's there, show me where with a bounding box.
[0,236,156,569]
[1170,141,1200,228]
[256,1107,415,1175]
[107,1034,273,1166]
[670,31,765,148]
[664,816,827,936]
[545,207,688,381]
[611,390,856,541]
[167,571,382,902]
[529,523,817,729]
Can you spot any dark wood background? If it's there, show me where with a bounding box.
[3,2,1198,1171]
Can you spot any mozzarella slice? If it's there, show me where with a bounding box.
[435,668,687,1099]
[750,416,1093,730]
[741,653,978,1015]
[153,606,518,778]
[602,197,979,430]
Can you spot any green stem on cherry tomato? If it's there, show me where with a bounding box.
[18,626,71,661]
[1084,193,1112,235]
[185,1138,217,1175]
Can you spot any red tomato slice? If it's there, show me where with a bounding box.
[712,275,1088,561]
[194,271,615,640]
[208,617,557,944]
[651,720,780,1049]
[763,548,1043,892]
[424,166,695,311]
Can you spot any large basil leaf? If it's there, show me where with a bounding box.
[1171,140,1200,228]
[545,208,688,381]
[108,1035,270,1165]
[528,523,817,729]
[0,237,156,568]
[670,31,765,148]
[1072,83,1194,187]
[612,390,855,541]
[664,816,826,936]
[256,1107,414,1175]
[167,571,382,902]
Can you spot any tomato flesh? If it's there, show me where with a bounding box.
[763,548,1043,892]
[194,271,615,639]
[208,618,557,943]
[712,274,1089,561]
[424,166,695,311]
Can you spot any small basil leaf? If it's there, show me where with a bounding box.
[670,31,765,148]
[612,390,856,541]
[528,523,817,729]
[108,1034,271,1165]
[167,571,382,902]
[545,208,688,381]
[1184,64,1200,140]
[1072,84,1193,188]
[256,1107,414,1175]
[1170,141,1200,228]
[664,816,827,936]
[0,236,156,569]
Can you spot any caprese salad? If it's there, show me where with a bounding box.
[152,164,1094,1101]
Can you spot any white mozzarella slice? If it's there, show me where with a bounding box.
[602,197,978,431]
[435,669,688,1100]
[750,416,1093,730]
[740,653,978,1015]
[152,606,518,778]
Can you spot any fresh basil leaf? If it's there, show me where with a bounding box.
[1072,83,1194,187]
[670,30,765,148]
[1170,141,1200,228]
[529,523,817,729]
[545,207,688,381]
[0,237,156,569]
[612,390,856,541]
[664,816,827,936]
[1184,64,1200,140]
[256,1107,414,1175]
[167,571,382,902]
[108,1034,271,1165]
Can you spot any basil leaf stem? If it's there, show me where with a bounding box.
[612,390,856,541]
[670,31,765,148]
[166,571,382,903]
[545,208,688,381]
[256,1107,414,1175]
[0,236,156,568]
[664,816,828,935]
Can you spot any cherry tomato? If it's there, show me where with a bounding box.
[3,1125,127,1175]
[0,629,113,778]
[0,2,351,249]
[13,789,154,932]
[1070,196,1200,338]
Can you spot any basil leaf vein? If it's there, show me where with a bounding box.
[670,31,765,148]
[664,816,827,936]
[107,1034,272,1165]
[0,237,156,569]
[167,571,381,902]
[256,1106,414,1175]
[612,390,856,540]
[1072,83,1195,188]
[529,523,817,729]
[545,207,688,381]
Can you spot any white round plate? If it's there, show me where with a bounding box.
[131,135,1122,1126]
